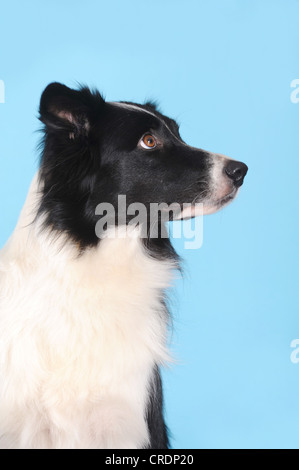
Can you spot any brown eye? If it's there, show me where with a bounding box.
[140,134,157,149]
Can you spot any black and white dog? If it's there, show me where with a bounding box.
[0,83,247,449]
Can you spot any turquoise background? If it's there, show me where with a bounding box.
[0,0,299,448]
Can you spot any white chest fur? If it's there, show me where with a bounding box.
[0,176,175,448]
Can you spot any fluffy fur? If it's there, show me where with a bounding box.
[0,83,247,448]
[0,176,175,448]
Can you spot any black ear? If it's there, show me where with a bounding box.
[39,82,105,137]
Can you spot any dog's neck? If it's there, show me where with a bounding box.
[0,174,176,449]
[2,172,177,302]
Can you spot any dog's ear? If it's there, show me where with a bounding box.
[39,82,105,138]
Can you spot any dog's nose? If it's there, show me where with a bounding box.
[224,160,248,187]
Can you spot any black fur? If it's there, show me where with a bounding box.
[37,83,247,448]
[37,83,215,449]
[38,83,213,253]
[145,366,170,449]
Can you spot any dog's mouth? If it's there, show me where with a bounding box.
[202,187,238,215]
[175,187,238,220]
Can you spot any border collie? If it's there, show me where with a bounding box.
[0,83,247,449]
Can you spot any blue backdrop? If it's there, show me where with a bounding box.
[0,0,298,449]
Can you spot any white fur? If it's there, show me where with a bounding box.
[0,174,176,449]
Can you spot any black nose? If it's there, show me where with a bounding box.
[224,160,248,187]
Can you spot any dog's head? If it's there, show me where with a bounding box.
[38,83,247,247]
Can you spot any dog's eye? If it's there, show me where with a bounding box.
[140,134,157,149]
